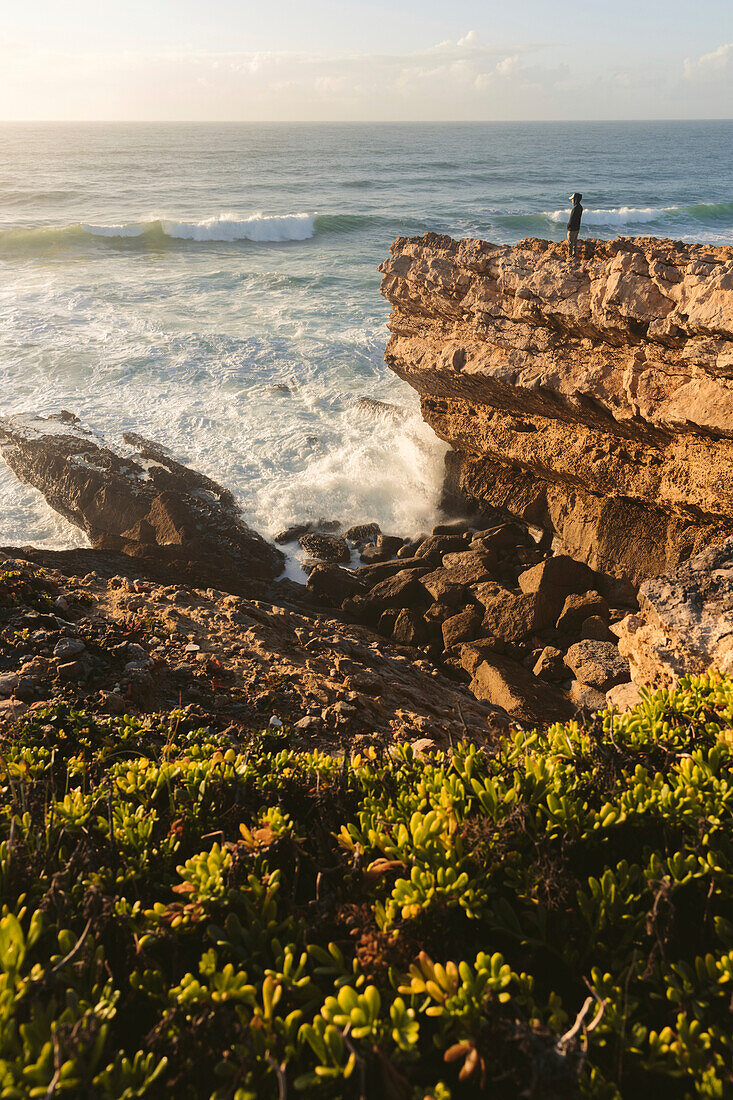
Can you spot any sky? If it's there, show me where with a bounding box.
[1,0,732,121]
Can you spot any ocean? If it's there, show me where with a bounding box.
[2,121,732,564]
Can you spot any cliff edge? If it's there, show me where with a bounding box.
[380,233,733,583]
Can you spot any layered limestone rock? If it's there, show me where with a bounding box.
[0,413,284,591]
[616,537,733,688]
[380,233,733,582]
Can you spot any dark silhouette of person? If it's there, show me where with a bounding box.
[567,193,583,257]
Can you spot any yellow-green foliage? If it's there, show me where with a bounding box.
[1,674,733,1097]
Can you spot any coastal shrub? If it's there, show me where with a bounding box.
[1,674,733,1097]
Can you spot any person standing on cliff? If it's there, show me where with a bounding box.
[566,193,583,258]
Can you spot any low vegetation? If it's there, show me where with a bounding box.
[1,673,732,1098]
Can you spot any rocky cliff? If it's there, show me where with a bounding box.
[380,233,733,583]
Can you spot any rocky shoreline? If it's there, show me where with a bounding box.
[2,232,733,738]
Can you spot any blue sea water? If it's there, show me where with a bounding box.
[1,121,732,555]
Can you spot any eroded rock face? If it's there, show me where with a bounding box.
[616,537,733,688]
[380,233,733,582]
[0,414,284,591]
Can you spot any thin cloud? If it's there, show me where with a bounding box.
[683,42,732,79]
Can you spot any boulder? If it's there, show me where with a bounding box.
[470,655,573,725]
[518,556,597,603]
[0,414,284,590]
[377,534,405,556]
[354,558,429,586]
[441,606,482,648]
[555,590,610,634]
[360,544,391,564]
[471,522,531,551]
[564,640,630,691]
[393,608,427,645]
[299,532,350,563]
[532,646,570,683]
[275,522,312,544]
[474,582,555,642]
[361,570,426,612]
[419,573,470,607]
[345,522,381,543]
[306,564,364,605]
[459,637,504,676]
[414,534,466,561]
[440,549,497,585]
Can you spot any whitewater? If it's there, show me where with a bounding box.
[1,121,732,557]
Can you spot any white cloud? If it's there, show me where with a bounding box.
[0,30,552,120]
[683,42,733,79]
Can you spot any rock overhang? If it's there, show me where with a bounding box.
[380,233,733,582]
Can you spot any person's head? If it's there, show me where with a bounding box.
[569,192,582,204]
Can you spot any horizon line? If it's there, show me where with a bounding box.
[1,117,732,125]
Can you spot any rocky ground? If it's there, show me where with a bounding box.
[0,547,503,749]
[290,516,640,725]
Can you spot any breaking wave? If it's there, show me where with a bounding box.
[0,211,424,251]
[496,200,733,233]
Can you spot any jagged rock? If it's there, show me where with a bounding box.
[360,544,391,564]
[474,582,554,642]
[361,570,426,612]
[393,608,427,645]
[345,522,381,543]
[377,534,405,556]
[380,234,733,582]
[441,606,482,648]
[414,533,466,561]
[471,522,532,551]
[518,556,597,603]
[459,638,504,676]
[555,591,610,634]
[470,655,573,725]
[565,640,629,691]
[616,536,733,687]
[0,413,284,590]
[435,550,496,586]
[275,522,312,544]
[420,574,469,606]
[532,646,570,683]
[306,564,364,605]
[299,532,350,563]
[424,602,455,636]
[354,557,430,586]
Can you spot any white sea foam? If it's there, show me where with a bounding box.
[160,212,316,242]
[544,206,663,226]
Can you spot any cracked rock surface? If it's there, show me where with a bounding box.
[380,233,733,582]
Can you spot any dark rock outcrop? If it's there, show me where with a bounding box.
[0,414,284,592]
[380,233,733,583]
